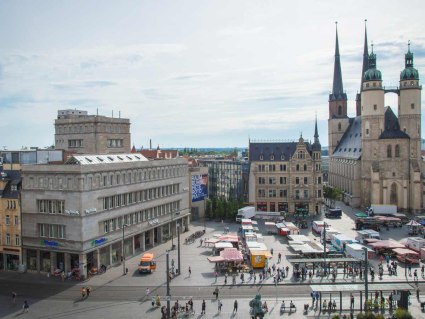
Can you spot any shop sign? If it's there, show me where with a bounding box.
[148,218,159,226]
[91,237,107,247]
[85,208,97,215]
[64,209,80,216]
[42,239,59,247]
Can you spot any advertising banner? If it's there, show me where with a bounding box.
[192,174,208,202]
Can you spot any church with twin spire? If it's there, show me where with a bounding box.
[328,23,423,213]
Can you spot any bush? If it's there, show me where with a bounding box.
[356,312,378,319]
[393,308,413,319]
[331,315,340,319]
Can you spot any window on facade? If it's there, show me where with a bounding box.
[68,139,83,148]
[395,144,400,157]
[6,233,11,245]
[318,190,322,197]
[107,139,123,148]
[317,177,322,184]
[303,164,307,171]
[270,154,274,160]
[411,103,415,109]
[280,154,285,160]
[295,177,299,184]
[269,164,275,171]
[387,145,392,158]
[304,177,308,184]
[268,189,276,198]
[15,235,20,246]
[14,216,18,225]
[295,190,300,199]
[37,200,65,214]
[258,165,265,172]
[304,190,309,199]
[5,215,10,225]
[338,123,341,131]
[296,164,300,171]
[373,104,377,111]
[338,105,342,116]
[268,177,276,184]
[259,155,263,160]
[280,177,286,184]
[258,189,265,198]
[280,164,286,171]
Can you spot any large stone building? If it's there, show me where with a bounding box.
[248,123,323,215]
[0,167,22,270]
[54,109,131,154]
[328,24,422,212]
[21,154,190,276]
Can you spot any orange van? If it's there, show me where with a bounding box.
[138,253,156,273]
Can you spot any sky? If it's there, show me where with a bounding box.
[1,0,425,149]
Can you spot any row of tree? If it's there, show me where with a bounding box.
[323,185,342,208]
[205,197,244,220]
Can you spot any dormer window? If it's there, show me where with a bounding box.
[260,154,264,160]
[270,154,274,160]
[280,154,285,160]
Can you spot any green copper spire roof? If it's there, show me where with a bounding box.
[364,43,382,81]
[400,41,419,80]
[330,22,347,101]
[312,116,321,151]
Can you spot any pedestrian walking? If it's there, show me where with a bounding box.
[233,299,238,313]
[201,299,206,314]
[278,252,281,263]
[414,269,418,281]
[152,296,155,307]
[145,288,150,299]
[224,273,227,285]
[350,293,354,309]
[421,264,424,278]
[408,264,412,276]
[12,292,17,304]
[189,266,191,277]
[270,248,274,256]
[22,300,29,313]
[215,271,218,282]
[218,299,222,312]
[213,287,219,299]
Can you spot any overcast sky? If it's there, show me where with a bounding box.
[1,0,425,150]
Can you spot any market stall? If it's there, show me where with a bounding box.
[392,247,420,264]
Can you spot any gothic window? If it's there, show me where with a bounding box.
[338,105,342,116]
[338,123,341,131]
[387,145,392,158]
[395,145,400,158]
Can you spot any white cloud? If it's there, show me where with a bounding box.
[1,0,425,149]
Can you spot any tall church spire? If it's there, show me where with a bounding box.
[312,116,321,151]
[356,19,369,116]
[331,22,345,98]
[360,19,369,91]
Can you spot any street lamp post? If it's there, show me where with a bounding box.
[177,224,181,276]
[122,224,128,275]
[166,251,171,319]
[363,247,369,309]
[323,222,327,276]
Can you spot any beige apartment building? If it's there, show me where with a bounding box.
[54,109,131,154]
[0,168,22,270]
[248,125,323,215]
[21,154,190,277]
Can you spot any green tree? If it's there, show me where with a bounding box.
[205,199,212,219]
[216,198,225,219]
[323,185,342,208]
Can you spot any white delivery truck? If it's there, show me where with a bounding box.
[345,243,374,260]
[321,227,340,242]
[367,205,397,216]
[312,221,327,234]
[236,206,256,222]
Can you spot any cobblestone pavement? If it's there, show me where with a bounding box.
[0,201,424,318]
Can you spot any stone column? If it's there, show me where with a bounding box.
[141,232,146,251]
[50,252,57,274]
[79,253,87,279]
[150,229,155,247]
[64,253,71,273]
[36,250,41,273]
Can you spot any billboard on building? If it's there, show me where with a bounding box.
[192,174,208,202]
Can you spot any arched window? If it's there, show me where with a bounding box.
[387,145,392,158]
[296,164,300,171]
[338,123,342,131]
[338,105,342,116]
[303,164,307,171]
[395,145,400,158]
